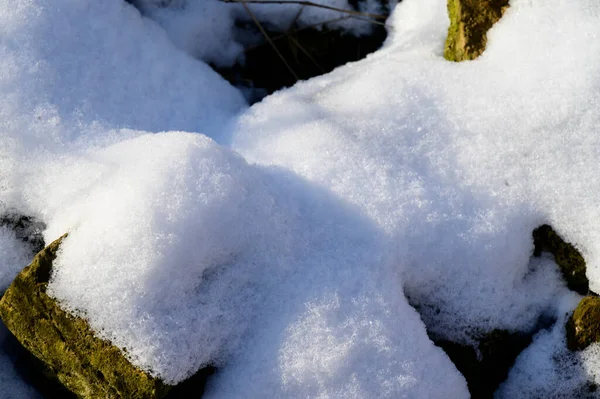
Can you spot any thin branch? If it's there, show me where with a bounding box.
[288,35,325,73]
[222,0,388,20]
[341,13,387,26]
[245,15,351,52]
[288,5,305,31]
[241,2,300,80]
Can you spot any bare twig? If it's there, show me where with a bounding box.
[222,0,388,20]
[244,15,351,52]
[288,36,325,73]
[241,2,300,80]
[288,5,305,30]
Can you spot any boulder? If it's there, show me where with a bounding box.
[566,295,600,351]
[0,235,211,398]
[444,0,509,62]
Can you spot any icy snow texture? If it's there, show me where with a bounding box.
[0,0,245,205]
[1,0,600,397]
[0,0,469,395]
[230,0,600,341]
[44,132,468,396]
[0,0,245,240]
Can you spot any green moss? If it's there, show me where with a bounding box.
[533,224,588,295]
[0,235,175,398]
[444,0,510,62]
[566,296,600,351]
[436,329,531,398]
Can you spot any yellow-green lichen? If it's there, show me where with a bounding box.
[533,224,588,295]
[566,296,600,351]
[0,235,171,399]
[444,0,509,62]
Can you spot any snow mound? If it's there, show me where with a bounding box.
[231,0,600,343]
[47,132,285,382]
[42,131,467,397]
[0,0,245,204]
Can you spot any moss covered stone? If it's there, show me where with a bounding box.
[533,224,588,295]
[444,0,509,62]
[0,235,211,398]
[566,296,600,351]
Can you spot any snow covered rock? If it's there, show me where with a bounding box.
[0,236,211,399]
[444,0,509,61]
[566,296,600,351]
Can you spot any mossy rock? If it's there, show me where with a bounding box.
[0,235,212,399]
[436,329,531,399]
[533,224,588,295]
[566,296,600,351]
[444,0,509,62]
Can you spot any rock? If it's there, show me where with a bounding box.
[533,224,588,295]
[436,329,531,398]
[0,235,212,399]
[566,296,600,351]
[444,0,509,62]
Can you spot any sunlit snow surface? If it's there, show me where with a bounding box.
[1,0,600,397]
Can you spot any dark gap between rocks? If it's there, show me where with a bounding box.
[127,0,389,104]
[214,16,388,103]
[408,297,556,398]
[432,323,552,399]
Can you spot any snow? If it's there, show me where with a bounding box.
[229,0,588,342]
[1,0,600,397]
[39,131,467,395]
